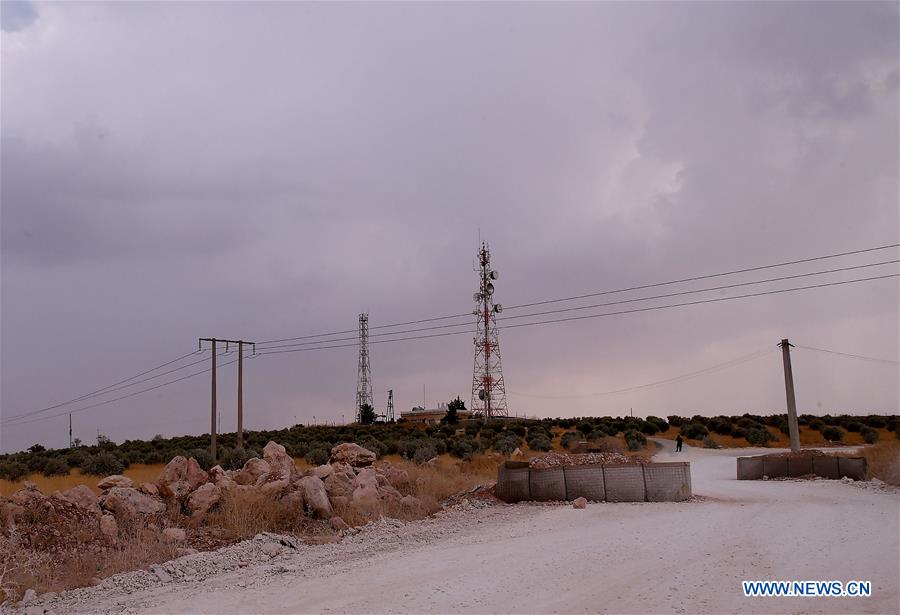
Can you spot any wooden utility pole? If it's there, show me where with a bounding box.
[199,337,255,459]
[69,413,73,448]
[779,338,801,453]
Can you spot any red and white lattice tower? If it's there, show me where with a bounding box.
[471,242,508,418]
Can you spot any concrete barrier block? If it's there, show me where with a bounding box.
[787,456,813,477]
[496,464,530,503]
[563,466,605,502]
[837,457,867,480]
[529,467,566,501]
[644,462,692,502]
[762,456,788,478]
[812,456,840,479]
[602,465,645,502]
[737,456,764,480]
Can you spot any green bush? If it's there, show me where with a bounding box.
[861,427,879,444]
[81,452,125,477]
[667,415,685,427]
[702,435,720,449]
[41,457,70,477]
[305,448,329,466]
[528,435,553,452]
[491,432,521,456]
[846,422,863,433]
[560,432,581,450]
[0,461,29,481]
[745,427,775,446]
[680,423,708,440]
[188,448,215,471]
[413,442,438,464]
[639,420,659,436]
[623,429,646,451]
[822,426,844,442]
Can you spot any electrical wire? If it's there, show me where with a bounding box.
[508,348,774,399]
[253,259,898,351]
[794,345,900,366]
[253,242,899,346]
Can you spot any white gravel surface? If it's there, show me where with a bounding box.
[8,441,899,615]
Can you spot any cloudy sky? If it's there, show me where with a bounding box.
[2,1,898,452]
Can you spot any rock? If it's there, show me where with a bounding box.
[263,441,297,481]
[329,516,349,531]
[260,542,281,558]
[512,447,523,457]
[176,548,198,557]
[280,490,305,512]
[351,468,381,514]
[1,500,25,533]
[329,443,377,468]
[208,465,227,484]
[376,464,409,486]
[187,483,221,518]
[151,565,172,583]
[157,456,208,500]
[311,464,334,480]
[400,495,419,509]
[323,471,354,499]
[259,478,290,498]
[139,482,159,496]
[573,497,587,509]
[10,483,46,508]
[100,487,166,517]
[97,475,133,490]
[22,589,36,605]
[99,514,118,542]
[59,484,101,516]
[239,458,271,485]
[162,527,186,542]
[299,476,333,519]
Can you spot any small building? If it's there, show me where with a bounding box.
[399,403,474,425]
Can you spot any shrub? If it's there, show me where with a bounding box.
[639,420,659,436]
[822,426,844,442]
[560,432,581,450]
[528,435,553,452]
[0,461,29,482]
[708,418,734,436]
[667,415,685,427]
[861,427,879,444]
[846,422,863,433]
[447,437,478,460]
[623,429,646,451]
[680,423,708,440]
[491,432,521,456]
[702,435,720,449]
[41,457,70,477]
[809,419,825,432]
[576,421,594,435]
[188,448,215,471]
[646,416,669,432]
[81,452,125,477]
[305,448,329,466]
[65,449,88,468]
[745,427,775,446]
[413,442,438,464]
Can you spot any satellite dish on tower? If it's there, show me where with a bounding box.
[493,304,503,313]
[490,270,499,280]
[484,282,494,295]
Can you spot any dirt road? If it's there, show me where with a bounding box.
[20,443,900,614]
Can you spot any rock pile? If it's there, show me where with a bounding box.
[528,451,633,468]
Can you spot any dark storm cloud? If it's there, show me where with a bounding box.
[0,0,37,33]
[1,2,897,451]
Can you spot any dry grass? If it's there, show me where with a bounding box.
[863,440,900,486]
[0,464,167,497]
[206,489,319,540]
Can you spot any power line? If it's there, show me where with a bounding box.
[3,353,255,427]
[508,348,774,399]
[253,242,899,346]
[794,345,900,366]
[255,259,897,352]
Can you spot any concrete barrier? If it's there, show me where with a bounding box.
[601,465,646,502]
[496,462,530,503]
[563,465,606,502]
[644,462,692,502]
[737,456,764,480]
[496,461,692,503]
[529,467,567,501]
[736,454,867,481]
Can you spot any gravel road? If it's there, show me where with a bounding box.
[13,442,899,614]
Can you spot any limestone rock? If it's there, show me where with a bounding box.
[573,497,587,509]
[329,443,376,468]
[10,483,46,508]
[329,516,349,531]
[238,458,271,485]
[100,487,166,517]
[187,483,221,518]
[263,441,297,481]
[162,527,186,542]
[260,541,281,558]
[299,475,333,519]
[21,589,37,605]
[99,514,118,542]
[138,482,159,496]
[60,484,101,516]
[259,477,289,498]
[97,475,133,490]
[280,490,305,513]
[311,464,334,480]
[157,456,207,500]
[351,468,381,514]
[323,471,354,499]
[375,462,409,486]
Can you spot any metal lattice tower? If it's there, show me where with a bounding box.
[355,313,373,421]
[471,242,508,418]
[385,389,395,422]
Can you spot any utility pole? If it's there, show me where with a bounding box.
[69,413,73,448]
[199,337,255,460]
[779,338,801,453]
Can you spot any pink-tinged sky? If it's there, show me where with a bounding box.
[1,2,897,452]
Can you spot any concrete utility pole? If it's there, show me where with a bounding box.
[779,338,801,453]
[199,338,255,460]
[69,413,73,448]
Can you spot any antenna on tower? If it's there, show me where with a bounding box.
[355,313,374,422]
[471,241,508,419]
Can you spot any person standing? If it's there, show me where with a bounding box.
[675,434,683,452]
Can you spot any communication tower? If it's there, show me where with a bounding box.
[356,313,374,421]
[471,242,508,418]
